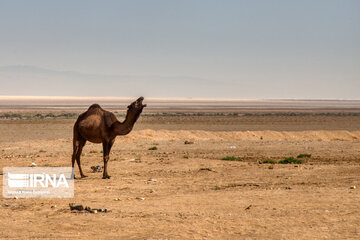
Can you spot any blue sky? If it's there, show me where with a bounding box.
[0,0,359,99]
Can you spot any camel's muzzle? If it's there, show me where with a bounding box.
[136,97,146,108]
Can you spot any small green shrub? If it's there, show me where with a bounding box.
[278,157,303,164]
[297,153,311,158]
[39,149,46,153]
[221,156,243,161]
[148,146,158,150]
[183,155,189,159]
[262,159,277,164]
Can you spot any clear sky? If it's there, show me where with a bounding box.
[0,0,359,99]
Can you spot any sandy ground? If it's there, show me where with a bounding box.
[1,113,360,239]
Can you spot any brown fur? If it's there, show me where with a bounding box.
[72,97,146,179]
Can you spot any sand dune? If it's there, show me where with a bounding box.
[123,129,360,142]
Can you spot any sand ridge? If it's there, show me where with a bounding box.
[122,129,360,142]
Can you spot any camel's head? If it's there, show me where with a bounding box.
[127,97,147,112]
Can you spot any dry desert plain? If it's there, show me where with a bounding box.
[1,102,360,239]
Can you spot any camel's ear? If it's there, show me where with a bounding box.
[104,111,114,128]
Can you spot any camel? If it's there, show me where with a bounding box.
[71,97,146,179]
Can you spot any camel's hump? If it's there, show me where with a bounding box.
[88,104,101,109]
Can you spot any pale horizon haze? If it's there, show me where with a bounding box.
[0,0,359,99]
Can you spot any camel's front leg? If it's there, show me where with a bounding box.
[102,140,114,179]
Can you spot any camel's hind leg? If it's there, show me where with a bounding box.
[72,137,87,178]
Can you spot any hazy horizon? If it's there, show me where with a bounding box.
[0,1,359,99]
[1,96,360,111]
[1,95,360,101]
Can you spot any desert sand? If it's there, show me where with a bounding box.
[0,107,360,239]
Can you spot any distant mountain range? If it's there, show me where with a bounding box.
[1,65,359,100]
[0,65,213,97]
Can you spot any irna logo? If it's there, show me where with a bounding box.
[3,167,74,198]
[8,173,69,188]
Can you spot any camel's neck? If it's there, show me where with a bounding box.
[112,111,141,136]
